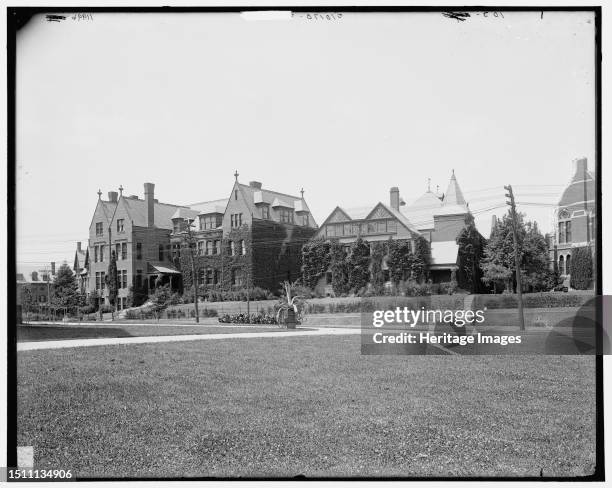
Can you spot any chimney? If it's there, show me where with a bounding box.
[144,183,155,227]
[249,181,262,189]
[31,271,38,281]
[573,157,588,178]
[77,241,82,252]
[50,261,56,275]
[108,191,118,203]
[390,187,400,211]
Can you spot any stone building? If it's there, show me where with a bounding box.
[548,158,596,285]
[87,184,188,309]
[314,171,472,290]
[73,241,89,294]
[170,174,318,294]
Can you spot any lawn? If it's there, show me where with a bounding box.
[17,324,286,342]
[17,335,596,478]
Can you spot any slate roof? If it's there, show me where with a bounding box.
[404,191,443,230]
[120,197,188,230]
[187,198,229,215]
[323,203,420,234]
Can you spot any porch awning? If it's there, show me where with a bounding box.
[147,263,181,275]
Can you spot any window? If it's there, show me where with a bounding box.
[235,189,238,200]
[116,219,124,233]
[115,243,121,260]
[231,213,243,228]
[197,241,204,256]
[301,214,309,226]
[231,268,244,287]
[94,246,99,263]
[96,222,103,236]
[95,272,101,290]
[206,269,213,285]
[120,270,128,289]
[566,254,571,275]
[172,243,181,259]
[262,205,270,219]
[136,242,142,260]
[241,240,246,255]
[387,220,397,233]
[214,240,220,255]
[136,270,143,289]
[213,269,219,284]
[173,220,184,234]
[197,268,205,286]
[200,215,218,230]
[279,208,294,224]
[121,242,127,260]
[99,245,105,262]
[230,241,236,256]
[100,272,106,291]
[325,225,336,238]
[565,221,572,243]
[559,255,565,275]
[206,241,213,256]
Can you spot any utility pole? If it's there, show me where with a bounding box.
[504,185,525,331]
[183,218,200,323]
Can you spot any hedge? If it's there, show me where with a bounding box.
[473,292,592,310]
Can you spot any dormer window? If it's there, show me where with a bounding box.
[279,208,294,224]
[262,205,270,220]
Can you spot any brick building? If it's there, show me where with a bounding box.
[314,171,471,289]
[548,158,596,286]
[170,174,318,294]
[16,265,56,310]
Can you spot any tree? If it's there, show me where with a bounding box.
[105,250,119,318]
[386,238,413,285]
[456,215,487,293]
[481,211,525,292]
[330,241,350,295]
[521,221,557,291]
[347,238,370,293]
[369,241,386,294]
[20,286,35,314]
[412,235,431,283]
[52,263,83,312]
[570,247,593,290]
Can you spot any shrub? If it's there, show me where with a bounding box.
[473,292,592,309]
[99,304,114,313]
[79,304,97,315]
[218,312,276,325]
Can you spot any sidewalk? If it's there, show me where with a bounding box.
[17,327,362,352]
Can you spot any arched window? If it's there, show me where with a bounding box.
[559,255,565,275]
[566,254,571,275]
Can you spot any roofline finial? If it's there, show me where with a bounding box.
[234,170,239,182]
[300,187,304,199]
[97,189,102,200]
[427,178,431,192]
[119,185,123,196]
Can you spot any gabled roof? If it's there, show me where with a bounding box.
[74,248,87,270]
[171,207,199,221]
[118,197,188,230]
[319,202,419,234]
[88,199,118,232]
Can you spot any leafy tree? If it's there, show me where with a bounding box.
[51,263,84,311]
[330,241,350,295]
[456,215,487,293]
[522,221,557,291]
[301,239,332,289]
[105,250,119,317]
[386,238,413,285]
[347,238,370,293]
[369,241,386,293]
[20,286,35,313]
[412,235,431,283]
[481,211,525,292]
[570,247,593,290]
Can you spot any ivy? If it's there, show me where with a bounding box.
[570,247,593,290]
[301,238,332,289]
[348,238,371,293]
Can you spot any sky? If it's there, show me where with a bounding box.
[15,10,596,274]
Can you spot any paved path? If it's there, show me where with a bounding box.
[18,327,362,352]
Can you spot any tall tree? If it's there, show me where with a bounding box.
[456,215,487,293]
[570,247,593,290]
[52,263,83,311]
[301,239,332,289]
[347,237,370,293]
[369,241,386,293]
[330,241,350,295]
[412,235,431,283]
[386,238,413,285]
[105,250,119,318]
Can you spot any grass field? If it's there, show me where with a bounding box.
[17,335,596,478]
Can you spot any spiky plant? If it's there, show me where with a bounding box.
[276,281,307,329]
